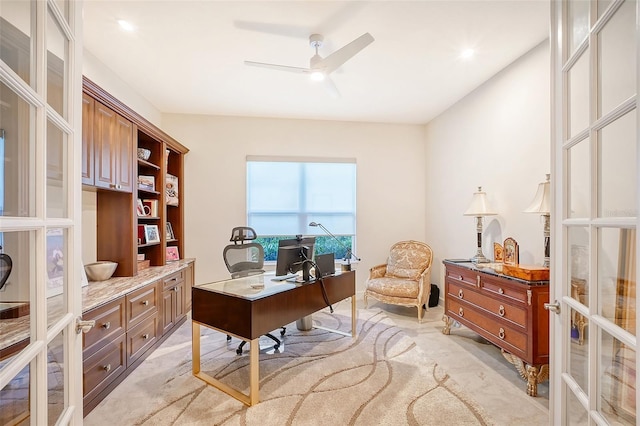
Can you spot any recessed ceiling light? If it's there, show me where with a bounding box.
[460,48,475,60]
[117,19,135,32]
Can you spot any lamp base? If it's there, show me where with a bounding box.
[471,254,491,264]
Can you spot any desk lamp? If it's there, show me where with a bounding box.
[524,174,551,268]
[464,186,496,264]
[309,222,360,271]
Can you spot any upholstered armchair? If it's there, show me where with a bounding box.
[364,240,433,322]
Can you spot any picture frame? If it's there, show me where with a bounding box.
[138,175,155,191]
[493,242,504,263]
[166,222,175,240]
[144,224,161,244]
[166,174,179,206]
[503,237,519,265]
[166,246,180,262]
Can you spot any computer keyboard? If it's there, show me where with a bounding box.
[271,273,298,282]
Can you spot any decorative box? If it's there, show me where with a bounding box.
[137,260,150,271]
[502,264,550,281]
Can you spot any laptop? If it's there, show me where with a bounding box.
[315,253,336,278]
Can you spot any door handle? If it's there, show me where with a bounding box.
[544,300,561,314]
[76,317,96,334]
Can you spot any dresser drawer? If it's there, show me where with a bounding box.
[480,274,528,304]
[447,298,528,358]
[83,333,126,401]
[127,312,159,365]
[126,281,159,330]
[448,281,527,328]
[82,297,126,356]
[445,264,478,288]
[163,270,184,291]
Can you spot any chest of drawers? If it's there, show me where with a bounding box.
[442,260,549,396]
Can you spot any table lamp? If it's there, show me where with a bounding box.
[524,174,551,268]
[464,186,496,263]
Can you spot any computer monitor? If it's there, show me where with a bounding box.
[275,236,316,281]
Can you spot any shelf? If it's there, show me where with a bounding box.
[137,158,160,170]
[138,242,161,248]
[137,216,160,221]
[137,187,160,195]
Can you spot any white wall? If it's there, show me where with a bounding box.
[161,114,427,290]
[424,40,551,294]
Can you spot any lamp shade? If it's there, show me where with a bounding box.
[524,174,551,214]
[464,186,496,216]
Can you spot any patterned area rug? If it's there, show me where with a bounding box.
[85,309,493,425]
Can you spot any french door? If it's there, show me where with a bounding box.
[551,0,638,424]
[0,1,84,424]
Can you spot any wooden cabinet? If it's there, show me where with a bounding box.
[93,100,134,192]
[161,270,186,334]
[442,260,549,396]
[82,267,192,415]
[82,93,95,185]
[82,76,189,277]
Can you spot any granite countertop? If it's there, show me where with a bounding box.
[0,259,194,357]
[442,259,549,286]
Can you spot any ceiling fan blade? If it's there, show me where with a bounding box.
[322,76,340,98]
[320,32,374,74]
[244,61,310,74]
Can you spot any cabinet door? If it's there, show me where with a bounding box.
[161,288,175,334]
[115,115,134,192]
[93,101,133,192]
[81,93,94,185]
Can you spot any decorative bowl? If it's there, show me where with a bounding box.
[137,148,151,161]
[84,261,118,281]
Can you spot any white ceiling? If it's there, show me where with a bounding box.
[82,1,550,125]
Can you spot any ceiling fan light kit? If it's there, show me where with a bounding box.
[245,32,374,96]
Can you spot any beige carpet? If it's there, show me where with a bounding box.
[85,308,493,425]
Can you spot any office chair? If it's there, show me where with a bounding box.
[222,226,285,354]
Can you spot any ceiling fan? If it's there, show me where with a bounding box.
[244,32,374,97]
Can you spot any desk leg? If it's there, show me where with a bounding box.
[351,296,356,337]
[249,338,259,405]
[192,322,201,375]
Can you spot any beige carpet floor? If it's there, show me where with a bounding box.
[85,308,494,425]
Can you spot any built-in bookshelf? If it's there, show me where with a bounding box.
[82,76,189,276]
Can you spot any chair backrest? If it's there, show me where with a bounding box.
[223,227,265,278]
[385,240,433,279]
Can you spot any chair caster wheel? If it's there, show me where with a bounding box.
[236,348,243,355]
[280,329,286,336]
[274,344,280,350]
[227,335,232,341]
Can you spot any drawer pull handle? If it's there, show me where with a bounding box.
[102,322,110,330]
[498,305,505,317]
[498,288,504,294]
[458,307,464,317]
[476,276,481,287]
[457,275,463,281]
[173,286,178,292]
[458,289,464,298]
[103,364,111,372]
[142,300,149,306]
[498,328,505,339]
[142,333,149,339]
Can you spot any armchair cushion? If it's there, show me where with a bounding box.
[365,276,419,299]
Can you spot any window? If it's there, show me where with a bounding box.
[247,156,356,261]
